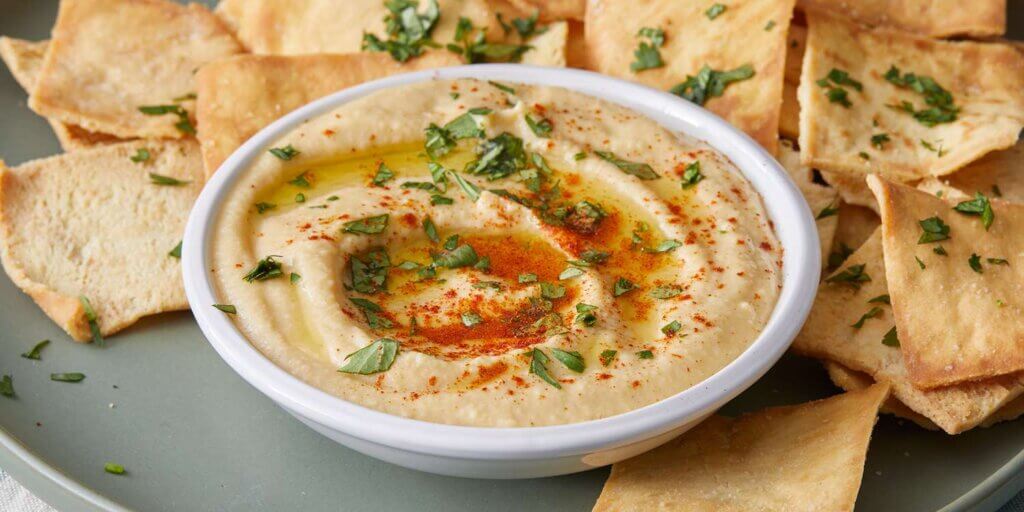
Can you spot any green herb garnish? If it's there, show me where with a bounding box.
[816,202,839,219]
[255,202,276,214]
[851,307,882,329]
[680,161,704,188]
[525,114,553,137]
[342,214,390,235]
[213,304,237,314]
[613,277,636,297]
[243,255,283,282]
[551,348,585,373]
[51,373,85,383]
[149,173,190,186]
[881,326,900,347]
[637,350,654,359]
[529,348,561,388]
[705,3,726,19]
[0,375,12,398]
[104,463,126,475]
[373,162,395,185]
[884,66,959,126]
[968,253,983,273]
[268,145,299,160]
[825,264,870,287]
[631,27,665,72]
[595,151,659,180]
[599,349,617,366]
[953,192,994,230]
[168,241,182,259]
[361,0,440,62]
[461,311,483,327]
[79,296,103,345]
[650,285,682,299]
[21,339,50,360]
[339,338,399,375]
[130,148,150,163]
[661,320,682,336]
[868,294,891,304]
[918,216,950,243]
[670,64,755,106]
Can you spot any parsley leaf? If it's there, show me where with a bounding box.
[243,255,284,282]
[705,3,726,19]
[595,151,659,180]
[268,145,299,160]
[917,216,950,243]
[816,202,839,219]
[631,27,665,72]
[851,307,882,329]
[342,214,390,235]
[130,148,150,163]
[213,304,237,314]
[599,349,617,366]
[953,192,994,230]
[670,64,755,106]
[361,0,440,62]
[525,114,553,138]
[149,173,190,186]
[373,162,395,185]
[339,338,400,375]
[881,326,900,347]
[969,253,983,273]
[884,66,959,126]
[21,339,50,360]
[613,277,636,297]
[825,264,870,288]
[680,161,704,188]
[552,348,585,372]
[529,348,561,388]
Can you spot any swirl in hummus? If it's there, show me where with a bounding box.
[210,79,782,427]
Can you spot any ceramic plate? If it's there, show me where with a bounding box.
[0,1,1021,510]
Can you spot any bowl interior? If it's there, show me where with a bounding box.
[182,64,821,459]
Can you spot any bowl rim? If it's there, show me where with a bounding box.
[182,64,820,461]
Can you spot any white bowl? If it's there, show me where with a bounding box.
[182,64,820,479]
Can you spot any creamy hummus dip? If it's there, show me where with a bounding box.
[210,79,782,427]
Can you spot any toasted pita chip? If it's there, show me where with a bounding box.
[508,0,584,21]
[824,361,939,430]
[867,175,1024,387]
[797,0,1005,38]
[820,172,880,213]
[793,229,1024,433]
[521,21,568,67]
[0,141,202,342]
[28,0,242,140]
[799,11,1024,183]
[216,0,498,56]
[779,24,806,140]
[828,202,880,271]
[594,384,889,512]
[924,140,1024,205]
[0,37,126,151]
[780,82,801,141]
[195,52,461,177]
[585,0,796,154]
[779,140,838,264]
[825,361,1024,429]
[565,20,592,69]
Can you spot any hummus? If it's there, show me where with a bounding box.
[210,79,782,427]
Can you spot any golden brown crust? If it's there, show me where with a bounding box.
[798,0,1006,38]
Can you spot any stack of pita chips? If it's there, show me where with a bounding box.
[0,0,574,342]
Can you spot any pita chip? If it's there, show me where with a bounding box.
[798,0,1006,38]
[585,0,796,154]
[520,21,568,67]
[508,0,585,21]
[927,140,1024,205]
[779,23,805,140]
[28,0,242,140]
[195,51,461,177]
[593,384,890,512]
[828,202,880,271]
[799,11,1024,183]
[825,361,1024,430]
[0,37,125,151]
[564,20,592,70]
[779,140,838,264]
[215,0,499,56]
[793,228,1024,433]
[0,141,202,342]
[867,175,1024,387]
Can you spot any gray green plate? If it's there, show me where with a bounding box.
[0,2,1022,510]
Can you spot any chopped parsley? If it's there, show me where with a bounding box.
[631,27,665,72]
[130,148,150,163]
[79,296,103,345]
[661,320,682,336]
[529,348,561,388]
[423,216,439,242]
[430,194,453,205]
[489,81,516,94]
[917,216,950,243]
[213,304,237,314]
[255,202,276,214]
[351,249,390,293]
[680,161,704,188]
[342,214,390,235]
[519,273,538,283]
[339,338,400,375]
[595,151,659,180]
[613,277,636,297]
[599,349,617,366]
[988,257,1009,265]
[373,163,395,185]
[670,64,755,106]
[705,3,726,19]
[149,173,190,186]
[559,266,585,280]
[268,145,299,160]
[916,256,926,270]
[637,350,654,359]
[449,171,481,201]
[764,20,776,30]
[433,244,480,268]
[816,68,862,108]
[539,282,566,299]
[920,139,947,157]
[137,103,194,135]
[650,285,682,299]
[168,241,183,259]
[525,114,553,138]
[575,303,598,326]
[288,172,312,188]
[290,272,301,284]
[551,348,585,373]
[361,0,440,62]
[424,123,455,160]
[461,311,483,327]
[825,264,870,287]
[467,132,528,180]
[104,463,126,475]
[851,307,882,329]
[868,294,891,304]
[816,202,839,220]
[871,133,890,150]
[0,375,12,398]
[243,255,284,282]
[953,192,994,230]
[881,326,900,347]
[884,66,959,126]
[21,339,50,360]
[968,253,983,273]
[51,373,86,383]
[447,17,531,64]
[295,193,306,203]
[646,239,683,253]
[933,245,948,256]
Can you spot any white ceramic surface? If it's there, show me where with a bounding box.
[181,64,821,479]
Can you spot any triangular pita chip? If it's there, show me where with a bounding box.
[825,361,1024,430]
[829,203,880,270]
[28,0,242,140]
[593,384,890,512]
[508,0,584,21]
[585,0,797,154]
[521,21,568,67]
[799,11,1024,182]
[564,20,592,69]
[820,172,879,213]
[797,0,1006,38]
[925,140,1024,205]
[195,51,461,177]
[867,175,1024,387]
[215,0,499,55]
[779,23,805,140]
[0,37,125,151]
[793,229,1024,433]
[779,140,838,264]
[0,140,202,342]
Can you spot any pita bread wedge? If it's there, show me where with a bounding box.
[793,229,1024,433]
[824,362,939,430]
[593,384,889,512]
[827,202,880,272]
[565,20,592,69]
[867,175,1024,387]
[798,0,1006,38]
[215,0,499,56]
[779,24,806,140]
[779,140,838,264]
[825,361,1024,429]
[0,140,202,342]
[820,172,881,213]
[799,11,1024,183]
[585,0,796,154]
[925,140,1024,205]
[27,0,242,140]
[195,52,461,177]
[0,37,125,151]
[508,0,584,21]
[520,21,568,67]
